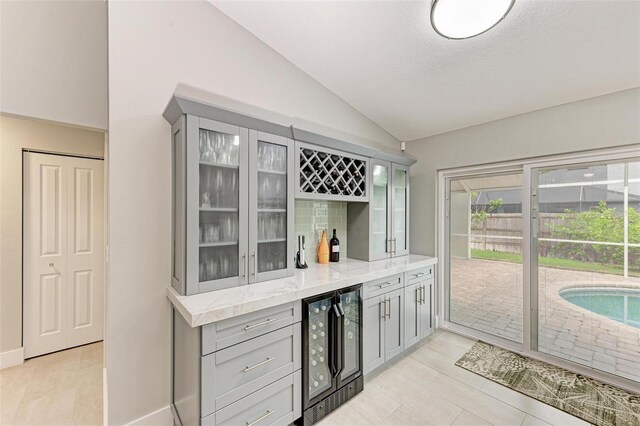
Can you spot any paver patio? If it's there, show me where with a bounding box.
[450,257,640,383]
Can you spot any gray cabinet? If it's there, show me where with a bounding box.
[404,278,433,350]
[363,280,405,375]
[170,116,294,295]
[172,302,302,426]
[347,160,410,261]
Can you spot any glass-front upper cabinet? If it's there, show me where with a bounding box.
[248,131,294,283]
[170,115,293,296]
[392,163,410,256]
[371,160,391,260]
[194,118,248,293]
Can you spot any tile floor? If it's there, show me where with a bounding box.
[318,330,591,426]
[0,341,103,426]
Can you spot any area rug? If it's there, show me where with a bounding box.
[455,341,640,426]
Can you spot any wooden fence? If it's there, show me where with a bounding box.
[470,213,562,254]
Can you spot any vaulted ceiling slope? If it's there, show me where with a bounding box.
[212,1,640,142]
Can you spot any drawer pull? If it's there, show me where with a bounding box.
[246,409,276,426]
[243,357,276,372]
[412,272,426,278]
[244,318,275,331]
[377,281,394,289]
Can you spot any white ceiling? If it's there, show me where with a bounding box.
[213,1,640,142]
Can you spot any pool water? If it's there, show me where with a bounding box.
[560,288,640,329]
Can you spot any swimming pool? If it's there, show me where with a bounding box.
[559,287,640,329]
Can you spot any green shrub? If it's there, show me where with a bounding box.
[549,201,639,265]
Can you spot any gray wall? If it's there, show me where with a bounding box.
[107,2,399,423]
[406,87,640,257]
[0,0,108,130]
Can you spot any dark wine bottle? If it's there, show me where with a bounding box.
[329,229,340,262]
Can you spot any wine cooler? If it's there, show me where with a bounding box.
[301,285,363,425]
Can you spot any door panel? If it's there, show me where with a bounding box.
[363,296,384,374]
[404,282,420,349]
[384,289,404,361]
[249,131,294,283]
[66,157,104,347]
[370,160,391,260]
[192,117,248,293]
[339,288,361,383]
[24,152,104,358]
[391,164,410,256]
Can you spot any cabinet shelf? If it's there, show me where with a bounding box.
[257,208,287,213]
[258,238,287,244]
[258,169,287,175]
[199,207,239,212]
[199,241,238,248]
[199,160,239,170]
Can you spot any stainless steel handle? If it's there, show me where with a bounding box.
[416,287,420,306]
[412,272,426,278]
[380,300,386,319]
[246,410,276,426]
[242,253,247,279]
[377,281,394,289]
[386,298,391,319]
[243,357,275,372]
[422,285,427,304]
[392,238,397,255]
[421,286,425,304]
[252,252,257,278]
[244,318,275,331]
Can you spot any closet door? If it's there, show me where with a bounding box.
[24,152,104,358]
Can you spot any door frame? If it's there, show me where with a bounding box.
[437,145,640,393]
[22,149,106,359]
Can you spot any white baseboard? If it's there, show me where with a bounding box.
[0,347,24,369]
[126,405,173,426]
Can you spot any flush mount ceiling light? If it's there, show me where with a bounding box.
[431,0,515,40]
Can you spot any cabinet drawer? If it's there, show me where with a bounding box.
[363,274,403,300]
[202,302,301,355]
[202,372,301,426]
[406,266,433,285]
[201,324,301,416]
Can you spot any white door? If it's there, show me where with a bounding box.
[24,152,104,358]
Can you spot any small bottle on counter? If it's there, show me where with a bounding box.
[329,229,340,262]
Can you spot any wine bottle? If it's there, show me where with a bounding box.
[329,229,340,262]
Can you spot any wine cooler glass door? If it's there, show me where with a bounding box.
[196,118,248,291]
[307,297,333,403]
[249,131,293,283]
[371,160,391,260]
[339,288,361,383]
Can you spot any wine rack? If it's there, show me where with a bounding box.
[295,142,369,202]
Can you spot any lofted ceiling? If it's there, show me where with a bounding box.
[212,1,640,142]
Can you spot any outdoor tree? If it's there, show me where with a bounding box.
[470,191,504,228]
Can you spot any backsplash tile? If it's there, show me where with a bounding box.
[294,200,347,263]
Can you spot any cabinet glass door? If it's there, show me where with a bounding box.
[371,161,391,259]
[198,122,244,286]
[249,132,292,282]
[339,288,361,382]
[307,297,333,402]
[392,164,409,256]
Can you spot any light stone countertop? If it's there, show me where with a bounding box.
[167,254,437,327]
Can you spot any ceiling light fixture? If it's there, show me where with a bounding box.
[431,0,515,40]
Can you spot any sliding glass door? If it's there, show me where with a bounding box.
[533,159,640,383]
[446,171,524,343]
[442,152,640,387]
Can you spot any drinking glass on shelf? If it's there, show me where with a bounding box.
[201,192,210,208]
